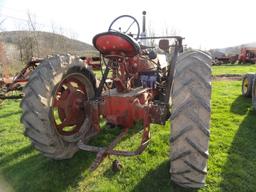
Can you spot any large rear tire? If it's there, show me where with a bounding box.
[252,77,256,110]
[242,74,255,97]
[170,50,212,188]
[20,54,96,159]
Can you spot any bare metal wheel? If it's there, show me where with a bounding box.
[20,54,96,159]
[51,73,91,141]
[242,74,255,97]
[252,77,256,110]
[170,50,212,188]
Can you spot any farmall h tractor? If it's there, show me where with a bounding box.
[20,12,212,188]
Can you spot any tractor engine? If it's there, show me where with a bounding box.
[106,55,158,92]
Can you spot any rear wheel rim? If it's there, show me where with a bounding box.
[243,78,249,93]
[51,73,88,136]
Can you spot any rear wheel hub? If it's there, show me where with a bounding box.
[51,74,88,136]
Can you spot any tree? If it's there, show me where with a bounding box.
[17,36,37,63]
[16,11,40,63]
[26,11,39,57]
[0,42,9,78]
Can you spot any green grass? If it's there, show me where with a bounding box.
[93,70,102,79]
[0,80,256,192]
[212,63,256,76]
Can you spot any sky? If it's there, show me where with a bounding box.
[0,0,256,50]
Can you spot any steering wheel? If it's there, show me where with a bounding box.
[108,15,140,40]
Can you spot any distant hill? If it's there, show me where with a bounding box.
[0,31,98,74]
[0,31,97,64]
[0,31,94,50]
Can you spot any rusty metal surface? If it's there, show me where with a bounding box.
[80,56,101,70]
[78,123,150,171]
[78,86,163,170]
[77,34,181,171]
[48,13,182,171]
[239,47,256,63]
[51,74,88,136]
[0,58,42,99]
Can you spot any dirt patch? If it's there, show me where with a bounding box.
[212,74,242,81]
[0,175,13,192]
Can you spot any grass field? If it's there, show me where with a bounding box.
[212,63,256,76]
[1,79,256,192]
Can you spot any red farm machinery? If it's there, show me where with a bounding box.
[213,56,229,65]
[20,11,212,188]
[213,54,238,65]
[238,47,256,64]
[0,58,42,100]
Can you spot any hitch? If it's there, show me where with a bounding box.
[78,124,150,171]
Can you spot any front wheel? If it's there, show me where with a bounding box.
[20,54,96,159]
[170,50,212,188]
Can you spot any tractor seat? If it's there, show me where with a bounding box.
[93,31,141,57]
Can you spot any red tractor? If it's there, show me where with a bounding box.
[20,12,212,188]
[238,47,256,64]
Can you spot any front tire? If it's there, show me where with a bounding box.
[20,54,96,159]
[170,50,212,188]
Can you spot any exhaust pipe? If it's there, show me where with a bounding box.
[141,11,147,45]
[142,11,146,34]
